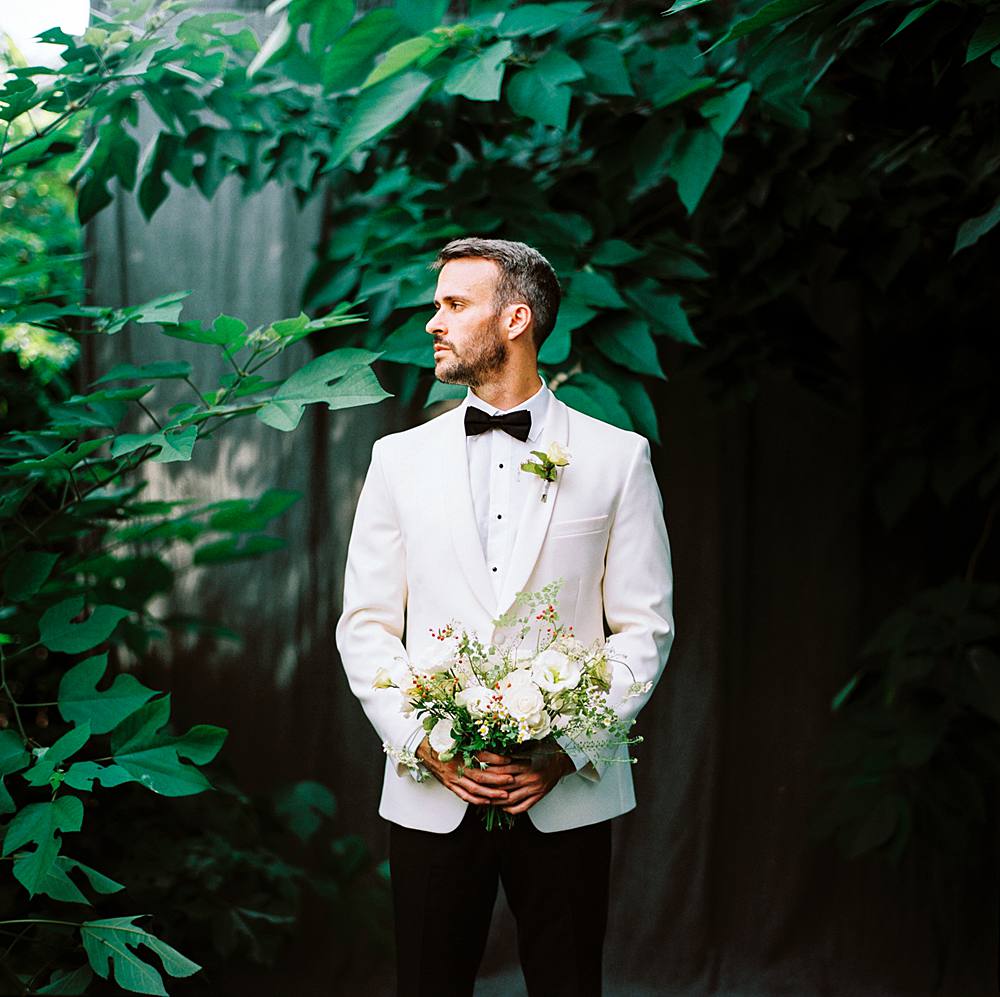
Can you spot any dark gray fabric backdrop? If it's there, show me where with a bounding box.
[84,68,998,995]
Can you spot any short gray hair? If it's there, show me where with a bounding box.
[432,237,562,352]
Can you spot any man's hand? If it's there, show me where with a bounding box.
[416,737,521,806]
[501,741,575,815]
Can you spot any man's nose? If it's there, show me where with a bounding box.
[426,311,444,336]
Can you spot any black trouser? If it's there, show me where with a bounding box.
[388,806,612,997]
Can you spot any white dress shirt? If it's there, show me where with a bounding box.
[461,374,551,601]
[459,375,590,774]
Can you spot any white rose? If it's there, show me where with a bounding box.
[502,681,545,721]
[455,686,494,718]
[428,717,457,757]
[532,648,581,694]
[545,441,571,466]
[372,667,395,690]
[503,667,536,689]
[526,709,552,740]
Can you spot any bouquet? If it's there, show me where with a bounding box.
[373,579,651,829]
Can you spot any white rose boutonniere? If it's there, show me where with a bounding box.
[521,440,572,503]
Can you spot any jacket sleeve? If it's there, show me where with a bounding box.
[335,438,425,777]
[587,435,675,779]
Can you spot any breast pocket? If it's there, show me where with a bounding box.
[549,514,609,539]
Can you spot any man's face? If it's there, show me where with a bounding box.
[425,258,508,388]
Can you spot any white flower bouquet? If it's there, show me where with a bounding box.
[373,579,650,829]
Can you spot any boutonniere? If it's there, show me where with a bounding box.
[521,441,571,503]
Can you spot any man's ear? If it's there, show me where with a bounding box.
[505,303,533,342]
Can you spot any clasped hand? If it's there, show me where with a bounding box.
[416,736,574,815]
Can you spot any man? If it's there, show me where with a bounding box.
[336,237,674,996]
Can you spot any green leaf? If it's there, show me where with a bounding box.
[39,598,130,654]
[93,361,192,384]
[291,0,354,51]
[274,780,337,842]
[247,12,293,78]
[327,70,432,167]
[58,653,158,735]
[591,240,644,266]
[3,551,59,603]
[30,853,126,904]
[192,535,286,565]
[319,10,406,91]
[256,349,389,431]
[667,127,723,214]
[538,299,596,364]
[700,81,752,139]
[110,425,198,463]
[706,0,823,52]
[952,196,1000,256]
[664,0,712,12]
[362,36,436,89]
[625,287,701,345]
[380,314,436,367]
[591,315,665,378]
[206,489,301,532]
[396,0,447,33]
[576,38,634,96]
[443,40,514,102]
[570,271,625,309]
[2,796,84,898]
[556,374,633,430]
[965,13,1000,63]
[0,729,30,777]
[0,730,30,811]
[9,438,111,475]
[887,1,938,41]
[82,915,200,996]
[109,695,226,797]
[35,965,95,995]
[506,51,585,129]
[62,760,134,792]
[498,2,591,37]
[424,380,466,407]
[102,292,191,334]
[24,722,92,788]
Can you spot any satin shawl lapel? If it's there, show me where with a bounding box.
[440,405,497,618]
[496,395,570,619]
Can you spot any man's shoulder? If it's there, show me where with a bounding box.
[372,405,457,457]
[563,400,648,460]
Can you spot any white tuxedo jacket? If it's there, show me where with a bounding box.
[335,391,674,833]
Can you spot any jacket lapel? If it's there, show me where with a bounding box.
[495,395,570,620]
[440,405,498,618]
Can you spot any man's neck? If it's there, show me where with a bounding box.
[470,369,543,411]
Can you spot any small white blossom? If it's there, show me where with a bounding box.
[372,667,394,689]
[545,441,571,466]
[532,647,582,694]
[623,680,654,700]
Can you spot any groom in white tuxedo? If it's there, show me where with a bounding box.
[336,238,674,996]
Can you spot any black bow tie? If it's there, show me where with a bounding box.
[464,406,532,442]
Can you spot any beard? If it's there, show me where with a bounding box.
[435,312,509,388]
